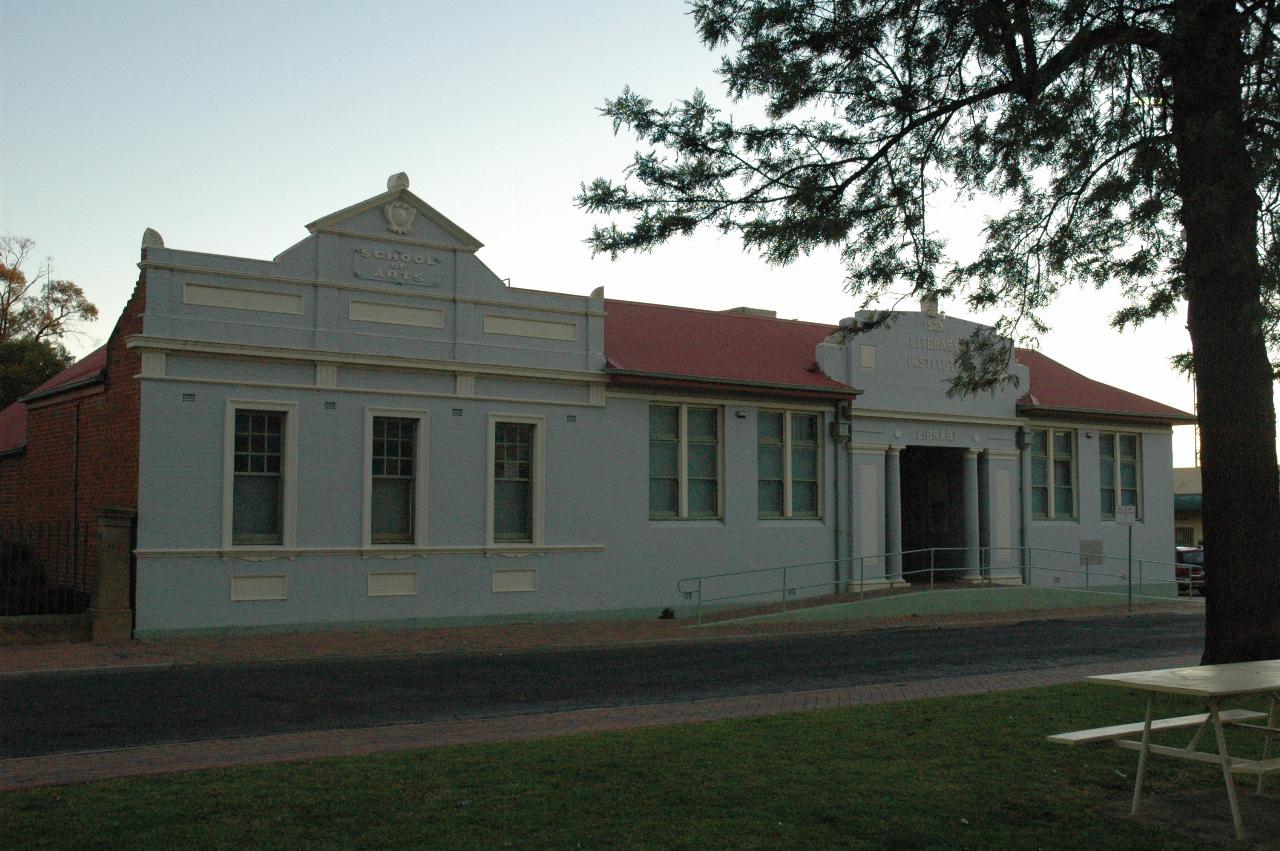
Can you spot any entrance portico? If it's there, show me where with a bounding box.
[818,302,1033,588]
[894,444,985,581]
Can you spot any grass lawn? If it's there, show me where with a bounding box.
[2,683,1269,849]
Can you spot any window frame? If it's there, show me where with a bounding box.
[757,409,823,520]
[1028,427,1077,521]
[362,407,429,549]
[486,413,545,547]
[648,403,724,520]
[1099,431,1142,521]
[222,400,298,549]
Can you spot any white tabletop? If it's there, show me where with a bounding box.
[1087,660,1280,698]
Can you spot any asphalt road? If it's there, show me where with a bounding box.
[0,612,1204,759]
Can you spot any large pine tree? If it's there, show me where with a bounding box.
[580,0,1280,662]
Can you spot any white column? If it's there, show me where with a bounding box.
[1019,435,1033,579]
[963,448,981,578]
[885,446,902,582]
[978,451,990,574]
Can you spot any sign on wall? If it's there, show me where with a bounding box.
[353,247,443,286]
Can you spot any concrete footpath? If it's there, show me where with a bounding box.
[0,610,1200,792]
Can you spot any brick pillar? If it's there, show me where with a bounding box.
[91,507,135,642]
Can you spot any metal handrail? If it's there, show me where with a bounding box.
[677,545,1189,624]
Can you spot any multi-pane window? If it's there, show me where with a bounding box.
[493,421,534,542]
[1029,428,1075,520]
[790,414,819,516]
[371,416,416,544]
[649,406,680,518]
[758,411,820,518]
[648,404,721,519]
[686,408,719,517]
[233,410,284,545]
[758,414,784,516]
[1100,432,1141,519]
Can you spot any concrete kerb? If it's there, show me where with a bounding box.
[0,651,1200,792]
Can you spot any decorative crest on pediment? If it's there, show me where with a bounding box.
[382,172,417,234]
[303,170,484,251]
[383,200,416,235]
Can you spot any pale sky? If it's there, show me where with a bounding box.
[0,0,1224,465]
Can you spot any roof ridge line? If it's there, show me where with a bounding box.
[604,297,837,329]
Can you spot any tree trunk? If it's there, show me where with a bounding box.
[1171,0,1280,663]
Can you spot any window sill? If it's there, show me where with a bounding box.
[758,518,825,527]
[134,544,606,560]
[219,547,297,562]
[648,518,725,528]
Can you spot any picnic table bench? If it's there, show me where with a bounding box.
[1048,660,1280,841]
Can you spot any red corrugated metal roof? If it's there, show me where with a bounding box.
[1015,348,1195,423]
[26,345,107,398]
[604,298,1192,422]
[0,313,1190,457]
[0,402,27,456]
[603,299,854,397]
[0,346,108,455]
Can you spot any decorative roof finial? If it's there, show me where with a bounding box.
[387,172,410,192]
[141,228,164,249]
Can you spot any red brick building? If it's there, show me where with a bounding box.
[0,268,146,537]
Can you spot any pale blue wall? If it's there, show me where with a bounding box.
[1024,426,1176,588]
[131,184,1179,633]
[135,376,843,631]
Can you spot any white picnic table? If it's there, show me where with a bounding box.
[1049,660,1280,841]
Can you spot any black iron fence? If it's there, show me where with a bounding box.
[0,520,94,616]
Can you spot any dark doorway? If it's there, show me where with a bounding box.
[899,446,966,582]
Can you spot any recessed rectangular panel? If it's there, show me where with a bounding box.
[859,345,877,369]
[367,571,418,597]
[184,283,303,315]
[491,568,537,593]
[349,300,444,328]
[994,469,1012,563]
[230,575,287,601]
[483,315,577,341]
[859,464,881,566]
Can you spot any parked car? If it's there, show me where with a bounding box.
[1175,546,1206,597]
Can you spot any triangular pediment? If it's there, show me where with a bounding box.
[305,174,483,251]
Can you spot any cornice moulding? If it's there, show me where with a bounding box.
[127,335,608,385]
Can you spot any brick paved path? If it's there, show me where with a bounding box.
[0,652,1197,792]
